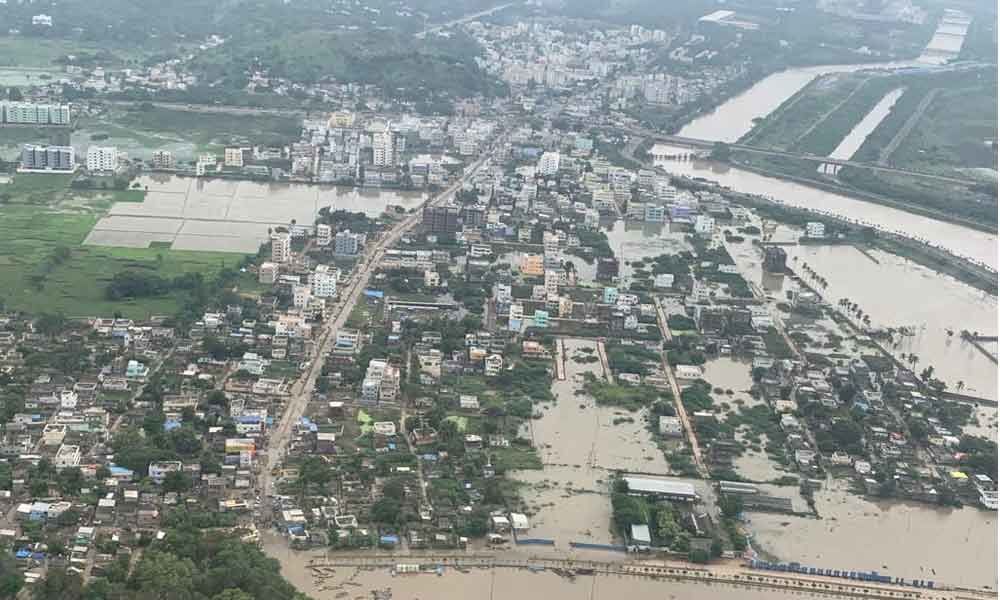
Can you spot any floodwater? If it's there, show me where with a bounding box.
[749,479,998,590]
[827,88,905,161]
[261,537,838,600]
[700,357,788,482]
[653,150,998,268]
[783,244,998,400]
[84,174,428,253]
[677,62,911,142]
[514,338,672,547]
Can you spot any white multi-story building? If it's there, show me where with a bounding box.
[316,224,332,246]
[20,144,74,171]
[806,222,826,238]
[544,269,560,297]
[292,284,312,309]
[335,230,363,255]
[271,232,292,263]
[311,264,338,298]
[258,262,278,284]
[372,128,396,167]
[32,14,53,26]
[86,146,118,172]
[694,215,715,236]
[538,151,561,176]
[224,147,246,167]
[2,102,70,125]
[151,150,175,169]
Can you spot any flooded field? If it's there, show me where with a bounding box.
[84,175,428,252]
[963,405,999,441]
[514,338,672,546]
[748,480,997,590]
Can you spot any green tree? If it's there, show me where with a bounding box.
[213,591,254,600]
[162,471,191,493]
[130,550,197,600]
[32,567,82,600]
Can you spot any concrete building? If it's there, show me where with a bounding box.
[484,354,503,377]
[2,102,70,125]
[334,230,364,255]
[372,127,397,167]
[20,144,74,171]
[538,151,561,176]
[224,147,246,168]
[763,246,787,273]
[520,254,544,277]
[311,264,338,298]
[292,284,312,309]
[151,150,175,169]
[259,262,278,284]
[806,221,826,238]
[422,206,462,234]
[694,214,715,235]
[86,146,118,173]
[316,224,332,247]
[271,232,292,263]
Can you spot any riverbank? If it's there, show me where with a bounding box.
[669,174,997,296]
[727,155,997,234]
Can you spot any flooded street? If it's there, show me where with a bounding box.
[749,480,997,590]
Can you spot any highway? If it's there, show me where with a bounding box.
[257,146,498,521]
[415,2,519,38]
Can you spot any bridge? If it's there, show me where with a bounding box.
[634,128,982,186]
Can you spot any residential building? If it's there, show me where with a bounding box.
[86,146,118,173]
[520,254,544,277]
[422,206,462,233]
[292,284,312,309]
[20,144,74,171]
[316,224,332,246]
[148,461,183,485]
[151,150,175,169]
[311,264,338,298]
[508,303,524,333]
[763,246,787,273]
[2,102,70,125]
[603,286,619,304]
[806,221,826,238]
[372,127,397,167]
[424,270,440,288]
[654,274,674,289]
[538,151,561,176]
[271,232,292,263]
[224,147,246,168]
[334,230,364,255]
[484,354,503,377]
[259,262,278,284]
[533,310,549,328]
[694,215,715,235]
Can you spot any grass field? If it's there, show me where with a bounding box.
[0,175,243,318]
[887,84,998,177]
[0,36,150,69]
[113,106,301,150]
[741,72,870,149]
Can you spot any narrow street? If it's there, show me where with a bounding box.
[257,145,500,521]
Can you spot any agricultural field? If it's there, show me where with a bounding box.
[0,174,243,318]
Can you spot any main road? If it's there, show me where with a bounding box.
[257,145,499,519]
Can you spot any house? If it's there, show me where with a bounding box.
[658,416,683,437]
[629,524,652,551]
[148,461,182,485]
[484,354,503,377]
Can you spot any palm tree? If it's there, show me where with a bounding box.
[956,380,965,392]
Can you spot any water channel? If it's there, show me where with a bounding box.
[677,62,912,143]
[827,88,905,161]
